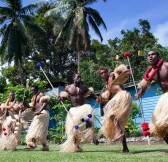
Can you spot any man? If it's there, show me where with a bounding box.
[25,85,50,151]
[135,50,168,144]
[59,73,97,152]
[97,65,132,153]
[0,91,23,151]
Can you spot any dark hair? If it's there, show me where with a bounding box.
[155,51,159,56]
[97,66,108,74]
[32,85,39,90]
[9,91,15,94]
[73,72,81,79]
[150,50,159,56]
[9,91,15,96]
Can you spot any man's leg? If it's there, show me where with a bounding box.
[41,143,49,151]
[122,135,129,153]
[163,134,168,144]
[110,115,124,142]
[74,137,82,152]
[93,135,99,145]
[40,135,49,151]
[25,138,37,150]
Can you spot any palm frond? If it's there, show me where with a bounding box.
[80,14,90,49]
[0,16,8,24]
[65,19,75,46]
[24,21,45,35]
[15,20,28,44]
[3,0,22,11]
[45,1,71,17]
[88,15,103,42]
[62,9,72,19]
[55,15,73,43]
[0,7,15,17]
[84,0,98,5]
[20,2,39,15]
[53,17,66,35]
[85,7,107,30]
[0,23,11,46]
[19,14,33,22]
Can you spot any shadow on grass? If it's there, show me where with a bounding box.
[16,148,60,152]
[131,149,168,154]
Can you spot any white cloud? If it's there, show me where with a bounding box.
[153,21,168,47]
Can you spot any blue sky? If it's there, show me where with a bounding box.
[90,0,168,47]
[2,0,168,47]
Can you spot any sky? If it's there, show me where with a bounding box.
[90,0,168,47]
[21,0,168,47]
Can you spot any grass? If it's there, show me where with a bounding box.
[0,142,167,162]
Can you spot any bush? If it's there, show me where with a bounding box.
[125,101,142,137]
[47,97,70,143]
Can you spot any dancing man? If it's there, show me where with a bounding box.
[59,73,97,152]
[135,50,168,144]
[0,91,23,150]
[97,65,132,152]
[25,85,50,151]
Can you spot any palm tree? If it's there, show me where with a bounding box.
[45,0,107,72]
[0,0,44,85]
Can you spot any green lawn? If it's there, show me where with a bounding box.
[0,142,167,162]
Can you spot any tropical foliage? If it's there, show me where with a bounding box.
[0,0,44,85]
[45,0,107,70]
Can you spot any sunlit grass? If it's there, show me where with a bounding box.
[0,142,167,162]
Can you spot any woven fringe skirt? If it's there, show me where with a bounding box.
[60,104,94,152]
[149,92,168,138]
[100,90,132,141]
[0,116,18,150]
[26,110,49,144]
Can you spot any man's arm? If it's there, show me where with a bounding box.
[135,79,150,99]
[34,94,50,115]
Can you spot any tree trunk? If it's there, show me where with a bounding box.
[77,50,80,72]
[77,37,80,72]
[18,60,24,85]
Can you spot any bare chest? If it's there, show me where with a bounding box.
[68,86,84,96]
[149,67,168,81]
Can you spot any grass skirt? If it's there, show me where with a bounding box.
[26,110,49,144]
[60,104,94,152]
[149,92,168,138]
[0,116,18,150]
[100,90,132,141]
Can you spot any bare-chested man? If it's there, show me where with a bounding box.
[25,85,50,151]
[59,73,97,152]
[97,65,132,152]
[0,91,23,150]
[64,73,91,107]
[135,50,168,144]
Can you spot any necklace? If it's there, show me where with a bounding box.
[144,59,164,81]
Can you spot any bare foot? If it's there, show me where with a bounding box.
[76,146,82,152]
[41,146,49,151]
[112,133,124,142]
[25,145,32,150]
[93,137,99,145]
[27,142,37,149]
[122,149,129,153]
[12,147,17,151]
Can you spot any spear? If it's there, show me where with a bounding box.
[35,62,93,130]
[124,52,150,145]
